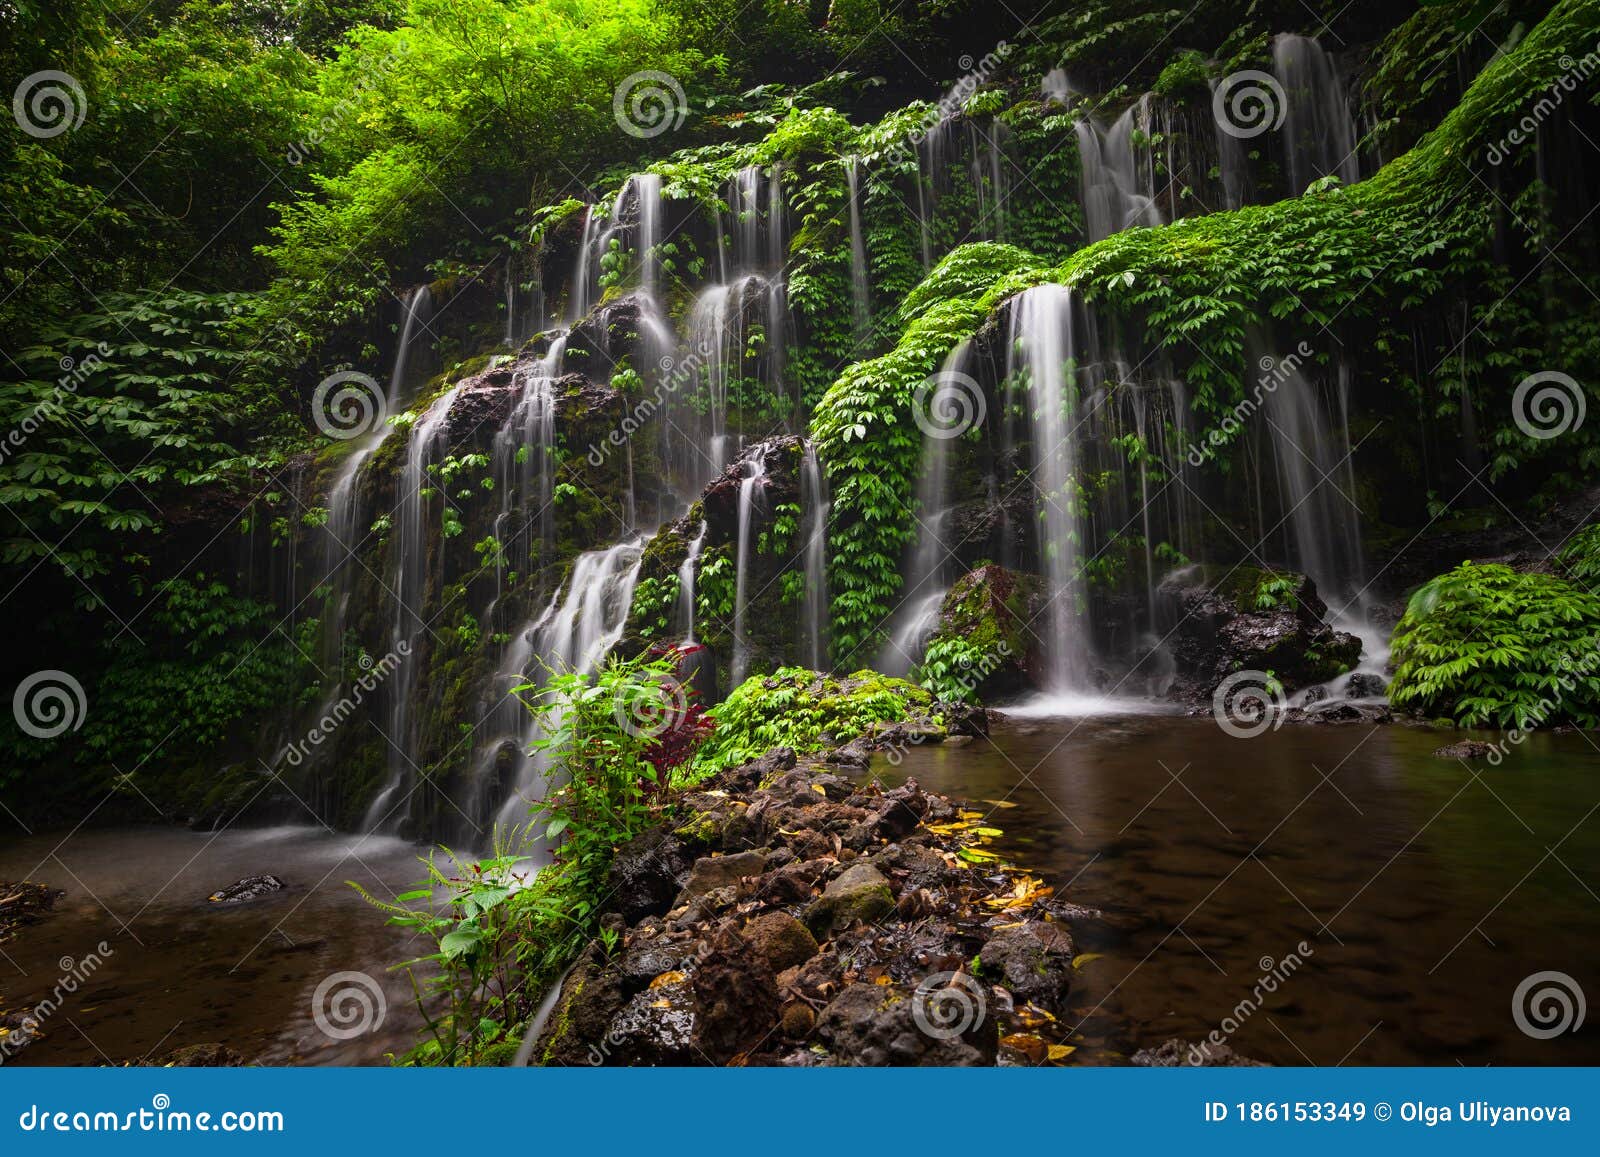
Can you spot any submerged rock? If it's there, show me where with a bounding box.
[206,876,285,905]
[1132,1037,1268,1067]
[1433,740,1493,759]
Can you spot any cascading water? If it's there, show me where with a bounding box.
[316,286,432,711]
[363,382,463,833]
[1272,34,1360,194]
[490,337,565,583]
[1076,99,1164,243]
[1010,285,1095,694]
[800,442,830,670]
[489,539,645,837]
[678,520,708,643]
[877,344,971,677]
[844,156,871,342]
[730,447,768,687]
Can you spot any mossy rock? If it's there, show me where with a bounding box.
[921,564,1046,700]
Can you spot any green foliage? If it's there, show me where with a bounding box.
[0,291,297,587]
[688,667,936,779]
[917,636,992,703]
[363,652,687,1065]
[1389,562,1600,727]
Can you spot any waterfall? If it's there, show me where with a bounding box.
[1010,285,1094,692]
[972,120,1010,240]
[844,156,870,342]
[1209,79,1253,209]
[362,382,464,834]
[504,274,517,347]
[730,165,763,272]
[801,442,830,670]
[1272,34,1360,194]
[568,206,597,323]
[491,539,645,836]
[1076,100,1163,243]
[730,447,768,687]
[317,286,432,708]
[678,520,708,644]
[633,173,662,298]
[876,343,969,676]
[490,336,565,578]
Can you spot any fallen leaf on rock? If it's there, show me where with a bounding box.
[650,970,688,988]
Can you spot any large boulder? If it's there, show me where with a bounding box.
[920,565,1048,699]
[805,862,895,938]
[975,921,1075,1014]
[1159,565,1361,699]
[812,980,997,1066]
[606,829,690,923]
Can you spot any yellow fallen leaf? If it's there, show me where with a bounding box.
[972,827,1004,838]
[1047,1044,1076,1061]
[649,970,688,988]
[651,999,671,1008]
[957,847,999,863]
[1071,953,1104,970]
[812,784,828,796]
[982,799,1018,809]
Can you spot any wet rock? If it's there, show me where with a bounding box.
[1131,1037,1268,1067]
[617,937,699,993]
[152,1043,247,1067]
[534,952,628,1066]
[1345,672,1388,698]
[1433,740,1493,759]
[813,981,996,1066]
[743,912,819,973]
[207,876,285,905]
[806,862,895,938]
[0,881,63,939]
[825,741,871,769]
[604,980,701,1065]
[976,922,1075,1013]
[722,746,796,792]
[1159,566,1361,698]
[606,828,690,923]
[1300,701,1393,725]
[922,565,1047,699]
[673,850,767,906]
[936,701,990,738]
[751,859,828,905]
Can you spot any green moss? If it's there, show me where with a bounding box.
[686,667,936,779]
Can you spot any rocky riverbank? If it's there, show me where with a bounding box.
[529,740,1095,1066]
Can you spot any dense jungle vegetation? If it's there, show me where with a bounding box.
[4,0,1600,1064]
